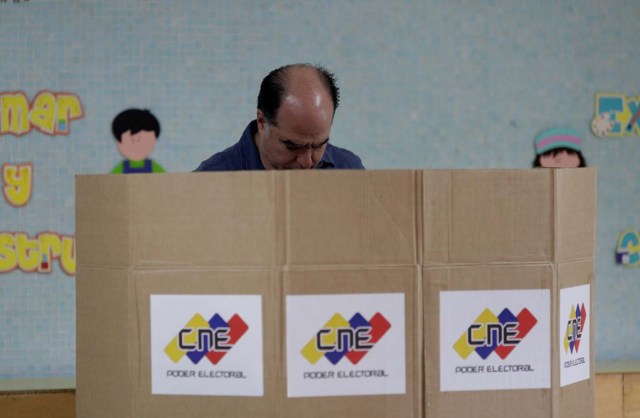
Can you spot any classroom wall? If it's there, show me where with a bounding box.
[0,0,638,387]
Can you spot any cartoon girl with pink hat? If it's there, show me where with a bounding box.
[532,127,587,168]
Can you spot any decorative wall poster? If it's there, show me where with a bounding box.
[0,91,83,137]
[592,93,640,137]
[532,127,586,168]
[616,228,640,267]
[1,90,82,276]
[110,108,166,174]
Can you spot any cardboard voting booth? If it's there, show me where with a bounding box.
[76,169,595,418]
[421,170,595,418]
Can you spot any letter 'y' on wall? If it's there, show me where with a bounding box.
[2,163,33,207]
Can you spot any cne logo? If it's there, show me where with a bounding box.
[453,308,537,360]
[563,304,587,354]
[301,312,391,365]
[164,313,248,365]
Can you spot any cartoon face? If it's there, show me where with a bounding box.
[539,149,581,168]
[117,130,157,161]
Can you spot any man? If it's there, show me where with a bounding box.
[195,64,364,171]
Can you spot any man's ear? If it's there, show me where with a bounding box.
[256,109,265,131]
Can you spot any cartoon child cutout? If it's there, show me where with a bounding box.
[111,108,166,174]
[532,127,587,168]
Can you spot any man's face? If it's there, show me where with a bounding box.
[255,90,334,170]
[257,120,330,169]
[539,149,581,168]
[118,130,157,161]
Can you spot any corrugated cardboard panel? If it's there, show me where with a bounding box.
[134,173,278,268]
[77,173,279,268]
[624,374,640,418]
[555,168,597,263]
[133,269,278,418]
[76,266,135,418]
[282,267,420,418]
[594,374,623,418]
[421,170,451,264]
[422,170,554,265]
[424,265,553,418]
[285,170,417,266]
[561,380,596,418]
[76,175,132,268]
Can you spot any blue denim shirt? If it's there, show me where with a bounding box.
[195,120,364,171]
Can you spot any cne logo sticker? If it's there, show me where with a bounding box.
[559,285,590,387]
[440,290,551,392]
[151,295,263,396]
[453,307,537,360]
[286,293,406,398]
[301,312,391,365]
[563,304,587,355]
[165,313,248,365]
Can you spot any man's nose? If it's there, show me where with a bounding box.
[297,149,314,168]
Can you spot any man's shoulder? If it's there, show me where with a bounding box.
[325,144,365,169]
[195,121,263,172]
[194,142,244,171]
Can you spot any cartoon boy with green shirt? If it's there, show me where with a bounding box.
[111,108,166,174]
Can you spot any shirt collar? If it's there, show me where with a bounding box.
[239,121,265,170]
[317,145,335,168]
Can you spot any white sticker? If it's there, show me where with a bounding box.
[150,295,263,396]
[560,284,591,387]
[440,289,551,392]
[286,293,406,398]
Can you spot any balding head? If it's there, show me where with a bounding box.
[254,64,340,170]
[257,64,340,126]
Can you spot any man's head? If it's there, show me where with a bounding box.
[532,127,587,168]
[112,109,161,162]
[254,64,340,169]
